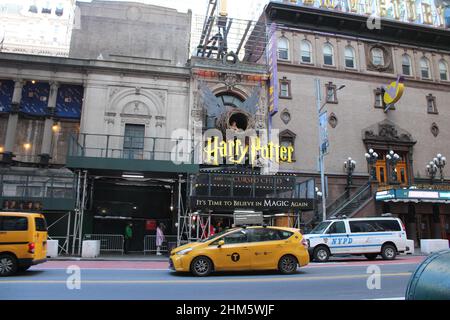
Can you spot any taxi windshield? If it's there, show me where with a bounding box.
[309,221,332,234]
[199,228,238,243]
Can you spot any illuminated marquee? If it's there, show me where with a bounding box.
[284,0,449,28]
[204,136,294,166]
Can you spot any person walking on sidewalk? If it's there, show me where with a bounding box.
[124,222,133,254]
[156,223,165,256]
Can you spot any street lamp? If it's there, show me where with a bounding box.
[426,161,438,185]
[433,153,447,183]
[365,149,379,181]
[386,150,400,183]
[316,79,345,221]
[344,157,356,188]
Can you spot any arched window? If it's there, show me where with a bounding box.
[344,46,356,68]
[420,57,431,79]
[300,40,312,63]
[277,37,289,60]
[402,54,412,76]
[371,48,384,66]
[323,43,334,66]
[439,60,448,81]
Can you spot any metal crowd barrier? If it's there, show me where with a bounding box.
[83,234,124,255]
[144,235,178,255]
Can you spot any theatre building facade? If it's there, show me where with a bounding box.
[263,2,450,243]
[0,1,197,253]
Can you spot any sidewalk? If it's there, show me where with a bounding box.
[49,253,169,262]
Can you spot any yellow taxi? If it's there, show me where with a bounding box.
[0,212,48,276]
[170,226,309,276]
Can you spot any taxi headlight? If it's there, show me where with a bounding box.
[176,248,193,255]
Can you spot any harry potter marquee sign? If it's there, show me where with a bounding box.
[286,0,449,28]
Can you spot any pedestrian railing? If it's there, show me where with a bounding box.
[144,235,178,255]
[83,234,124,255]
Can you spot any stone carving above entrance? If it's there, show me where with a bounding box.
[362,119,415,143]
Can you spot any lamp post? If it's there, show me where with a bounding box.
[386,150,400,183]
[365,149,379,181]
[316,79,345,221]
[426,161,438,185]
[433,154,447,183]
[344,157,356,188]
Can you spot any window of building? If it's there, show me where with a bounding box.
[344,46,356,68]
[123,124,145,160]
[323,43,334,66]
[439,60,448,81]
[279,129,296,161]
[300,40,312,63]
[55,3,64,16]
[277,37,289,61]
[402,54,412,76]
[427,94,438,114]
[420,57,431,79]
[279,78,291,99]
[325,82,337,103]
[371,47,384,66]
[374,88,384,108]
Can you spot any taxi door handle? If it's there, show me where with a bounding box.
[242,247,249,250]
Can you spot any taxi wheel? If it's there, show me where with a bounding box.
[190,256,213,277]
[0,254,17,277]
[381,244,397,260]
[278,255,298,274]
[313,246,330,263]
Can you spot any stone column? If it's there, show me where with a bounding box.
[39,82,59,165]
[1,79,24,164]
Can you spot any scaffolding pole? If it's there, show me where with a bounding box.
[71,170,88,255]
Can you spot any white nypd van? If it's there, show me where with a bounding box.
[303,217,408,262]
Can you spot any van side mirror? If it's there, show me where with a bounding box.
[218,240,225,248]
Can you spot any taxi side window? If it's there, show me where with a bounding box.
[0,216,28,231]
[248,229,282,242]
[220,230,248,244]
[326,221,346,234]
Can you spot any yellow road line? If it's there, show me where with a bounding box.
[0,272,411,285]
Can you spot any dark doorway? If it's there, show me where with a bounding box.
[92,179,174,252]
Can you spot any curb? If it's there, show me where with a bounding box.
[48,257,170,262]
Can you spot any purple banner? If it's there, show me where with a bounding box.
[267,23,279,117]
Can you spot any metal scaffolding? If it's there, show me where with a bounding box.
[71,170,88,255]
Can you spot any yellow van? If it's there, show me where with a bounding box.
[0,212,48,276]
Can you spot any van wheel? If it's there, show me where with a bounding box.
[364,254,378,260]
[313,246,330,262]
[278,255,298,274]
[0,254,17,277]
[381,244,397,260]
[190,256,213,277]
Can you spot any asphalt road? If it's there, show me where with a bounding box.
[0,256,423,300]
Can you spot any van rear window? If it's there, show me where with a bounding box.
[349,220,401,233]
[0,216,28,231]
[35,218,47,232]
